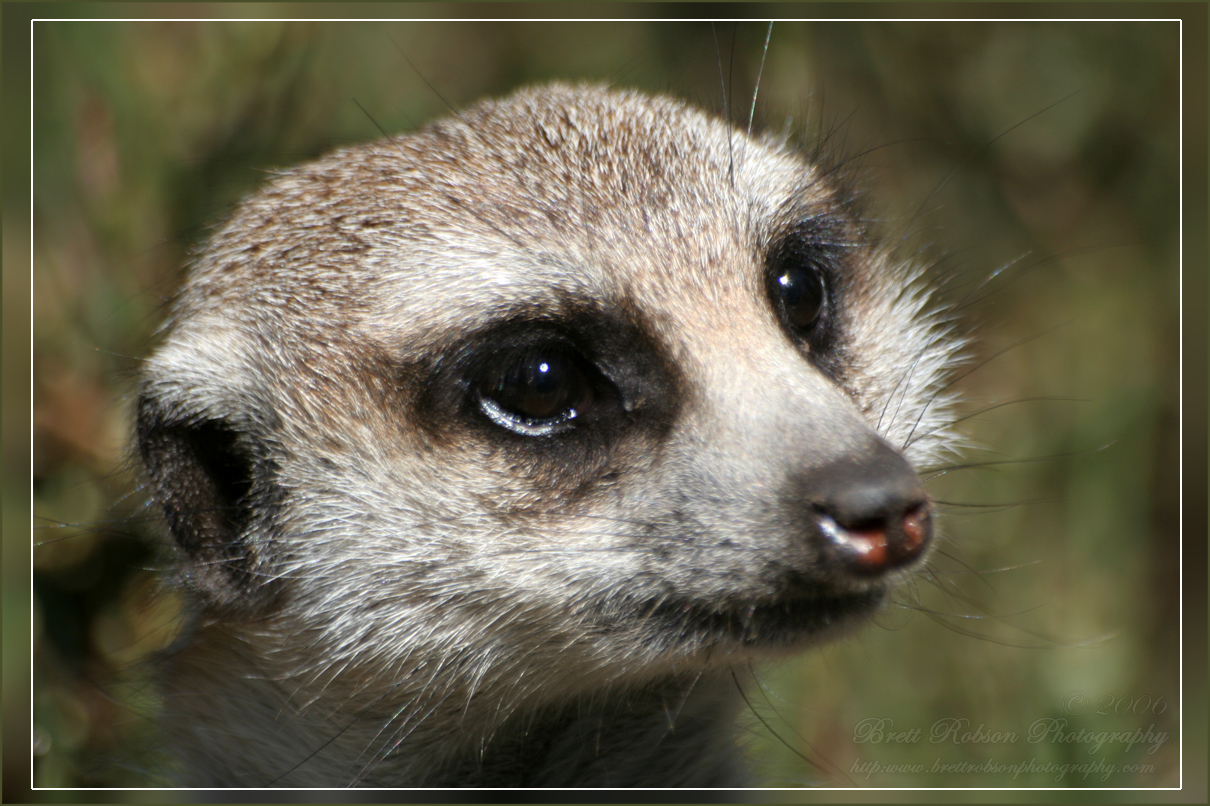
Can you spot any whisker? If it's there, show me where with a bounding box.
[747,22,774,138]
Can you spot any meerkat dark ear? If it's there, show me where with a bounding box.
[136,394,280,614]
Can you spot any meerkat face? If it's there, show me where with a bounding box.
[137,84,959,711]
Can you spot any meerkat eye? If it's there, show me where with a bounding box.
[477,346,596,436]
[771,258,827,334]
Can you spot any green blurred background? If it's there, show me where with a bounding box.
[20,11,1192,796]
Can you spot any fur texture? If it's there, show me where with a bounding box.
[137,84,962,787]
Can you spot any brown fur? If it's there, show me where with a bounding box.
[137,84,962,786]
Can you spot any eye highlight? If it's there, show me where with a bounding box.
[770,252,828,336]
[477,345,596,436]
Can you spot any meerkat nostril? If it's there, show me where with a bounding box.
[817,514,892,570]
[817,503,931,574]
[901,504,931,554]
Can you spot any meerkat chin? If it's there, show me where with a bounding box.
[135,83,962,787]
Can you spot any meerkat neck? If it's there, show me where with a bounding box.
[157,623,746,787]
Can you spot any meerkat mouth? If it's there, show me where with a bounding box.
[636,586,888,651]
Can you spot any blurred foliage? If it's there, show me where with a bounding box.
[28,18,1180,792]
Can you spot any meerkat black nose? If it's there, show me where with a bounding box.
[793,440,932,576]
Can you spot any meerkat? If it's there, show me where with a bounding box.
[135,82,962,787]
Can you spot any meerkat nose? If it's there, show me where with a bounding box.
[794,440,933,576]
[815,501,932,574]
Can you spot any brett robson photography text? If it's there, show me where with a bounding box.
[853,716,1169,755]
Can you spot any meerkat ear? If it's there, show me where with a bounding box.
[136,394,280,614]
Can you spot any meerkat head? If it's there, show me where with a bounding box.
[137,84,959,718]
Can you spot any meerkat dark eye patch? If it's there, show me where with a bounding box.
[411,297,684,457]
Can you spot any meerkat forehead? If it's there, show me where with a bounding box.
[163,84,843,361]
